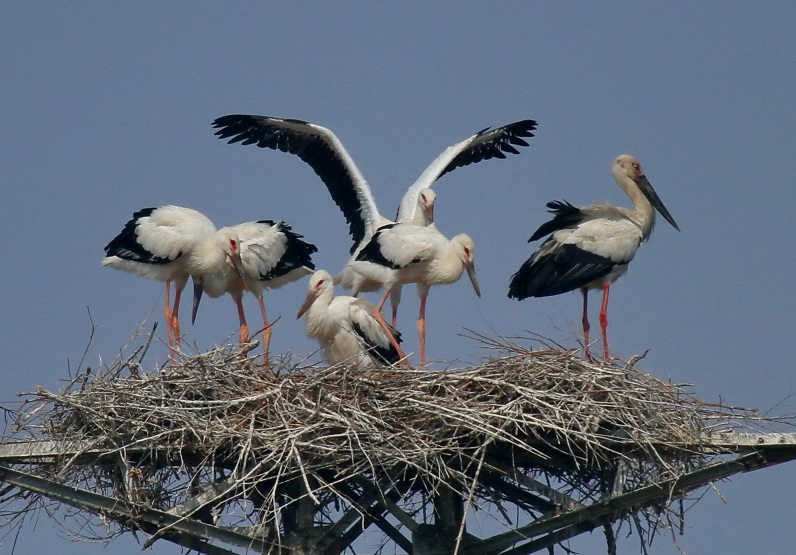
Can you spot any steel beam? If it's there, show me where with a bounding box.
[0,464,273,555]
[464,448,796,555]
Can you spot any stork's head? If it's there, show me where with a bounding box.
[613,154,645,182]
[451,233,481,298]
[297,269,334,319]
[418,188,436,226]
[612,155,680,232]
[190,229,247,325]
[215,227,246,281]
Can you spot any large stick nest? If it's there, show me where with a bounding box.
[2,337,763,550]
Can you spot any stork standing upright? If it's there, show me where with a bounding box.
[383,186,436,325]
[508,155,680,359]
[102,206,242,361]
[336,187,436,313]
[349,223,481,366]
[211,114,536,324]
[297,270,404,369]
[191,220,317,366]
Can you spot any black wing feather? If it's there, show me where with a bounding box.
[104,208,178,265]
[354,224,406,269]
[213,115,367,250]
[528,200,584,242]
[437,119,537,179]
[256,221,318,281]
[352,322,403,366]
[508,243,615,299]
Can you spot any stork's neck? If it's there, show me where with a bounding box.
[202,272,228,298]
[314,286,334,313]
[408,204,426,226]
[304,286,337,337]
[190,233,228,274]
[619,176,656,241]
[426,239,467,285]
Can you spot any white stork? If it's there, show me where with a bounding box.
[508,155,680,359]
[297,270,405,369]
[211,114,536,323]
[349,223,481,366]
[102,205,242,360]
[335,187,437,315]
[191,220,317,366]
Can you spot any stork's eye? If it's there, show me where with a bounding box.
[229,238,238,251]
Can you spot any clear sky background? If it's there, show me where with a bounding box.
[2,2,795,554]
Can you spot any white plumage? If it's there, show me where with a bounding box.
[350,223,481,366]
[297,270,404,369]
[508,155,680,358]
[335,187,436,304]
[192,220,317,365]
[212,114,535,323]
[102,205,236,360]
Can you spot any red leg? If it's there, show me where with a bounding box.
[258,296,271,367]
[163,280,174,358]
[417,292,428,367]
[376,288,391,312]
[581,287,591,359]
[599,284,611,359]
[373,288,408,364]
[235,296,249,346]
[171,284,183,360]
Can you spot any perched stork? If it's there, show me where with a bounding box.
[508,155,680,358]
[336,187,436,309]
[102,206,241,360]
[192,220,317,365]
[297,270,405,369]
[212,114,536,322]
[384,186,437,323]
[349,223,480,366]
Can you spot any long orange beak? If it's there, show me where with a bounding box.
[296,289,319,319]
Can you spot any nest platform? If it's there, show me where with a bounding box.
[1,341,794,555]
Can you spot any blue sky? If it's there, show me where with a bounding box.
[2,2,795,554]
